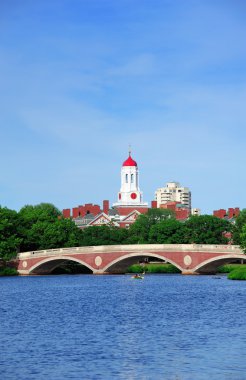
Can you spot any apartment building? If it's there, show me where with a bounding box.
[155,181,191,210]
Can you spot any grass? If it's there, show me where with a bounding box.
[217,264,246,273]
[228,267,246,280]
[0,267,18,276]
[127,263,246,276]
[127,263,181,274]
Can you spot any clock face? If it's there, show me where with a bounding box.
[131,192,137,199]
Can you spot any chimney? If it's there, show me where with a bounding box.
[103,200,109,215]
[151,200,157,209]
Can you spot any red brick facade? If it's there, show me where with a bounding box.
[62,200,150,228]
[62,203,102,219]
[103,200,109,215]
[213,207,240,220]
[116,206,148,216]
[160,201,190,221]
[62,199,192,228]
[62,209,71,218]
[151,200,157,208]
[228,207,240,219]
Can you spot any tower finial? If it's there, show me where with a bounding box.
[129,144,131,156]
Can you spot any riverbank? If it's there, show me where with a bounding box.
[127,263,246,280]
[1,262,246,279]
[0,267,18,276]
[227,267,246,280]
[217,264,245,273]
[217,264,246,280]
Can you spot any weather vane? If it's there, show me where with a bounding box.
[129,144,132,156]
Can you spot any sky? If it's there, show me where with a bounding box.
[0,0,246,214]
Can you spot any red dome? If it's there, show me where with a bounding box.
[122,154,137,167]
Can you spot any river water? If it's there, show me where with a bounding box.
[1,274,246,380]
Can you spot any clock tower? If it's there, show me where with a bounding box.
[113,150,148,208]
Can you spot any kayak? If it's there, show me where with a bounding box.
[131,275,144,279]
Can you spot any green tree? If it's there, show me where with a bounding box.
[128,215,151,243]
[149,219,188,244]
[240,224,246,254]
[80,225,111,246]
[80,225,129,246]
[146,208,175,222]
[0,206,22,260]
[32,218,83,250]
[128,209,175,244]
[108,227,129,244]
[184,215,231,244]
[19,203,61,224]
[233,209,246,245]
[19,203,62,251]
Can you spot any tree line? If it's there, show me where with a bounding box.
[0,204,246,262]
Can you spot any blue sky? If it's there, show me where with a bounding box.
[0,0,246,214]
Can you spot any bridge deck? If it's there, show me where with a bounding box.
[18,244,243,259]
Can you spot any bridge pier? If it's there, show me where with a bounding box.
[181,270,199,275]
[93,270,109,275]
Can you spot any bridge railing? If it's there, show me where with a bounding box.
[17,244,244,259]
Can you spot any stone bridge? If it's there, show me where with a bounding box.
[17,244,245,275]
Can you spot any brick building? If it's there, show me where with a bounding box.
[213,207,240,221]
[62,151,151,228]
[62,151,197,228]
[160,201,190,221]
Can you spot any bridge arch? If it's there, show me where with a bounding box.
[29,256,94,275]
[193,254,246,274]
[102,252,183,273]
